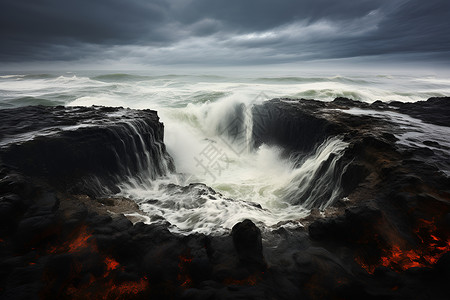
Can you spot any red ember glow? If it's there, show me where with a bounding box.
[48,225,97,254]
[104,257,120,272]
[356,218,450,274]
[101,277,149,299]
[44,225,149,298]
[65,276,149,300]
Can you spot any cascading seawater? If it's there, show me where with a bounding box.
[119,97,350,235]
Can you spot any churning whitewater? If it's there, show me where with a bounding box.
[1,71,450,234]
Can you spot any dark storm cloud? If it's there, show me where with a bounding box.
[0,0,169,43]
[0,0,449,65]
[367,0,450,53]
[310,0,450,60]
[175,0,385,31]
[0,0,171,61]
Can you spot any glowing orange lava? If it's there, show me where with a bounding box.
[356,218,450,274]
[48,225,97,254]
[107,277,149,297]
[104,257,120,272]
[45,225,149,298]
[66,276,149,300]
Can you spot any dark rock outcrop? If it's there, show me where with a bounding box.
[1,97,450,300]
[373,97,450,127]
[252,99,341,154]
[231,219,266,271]
[0,106,174,196]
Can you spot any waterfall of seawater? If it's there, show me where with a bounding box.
[119,97,349,234]
[7,72,445,233]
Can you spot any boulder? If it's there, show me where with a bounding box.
[231,219,266,271]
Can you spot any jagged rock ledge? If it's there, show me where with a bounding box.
[1,98,450,299]
[0,166,270,299]
[0,105,174,197]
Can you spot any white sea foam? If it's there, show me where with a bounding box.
[1,71,449,234]
[0,75,25,79]
[69,95,127,107]
[119,135,348,234]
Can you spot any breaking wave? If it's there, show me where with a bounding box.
[1,71,450,234]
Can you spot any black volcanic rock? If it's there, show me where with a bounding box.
[308,206,384,243]
[330,96,450,127]
[231,219,266,271]
[340,163,370,196]
[385,97,450,126]
[0,105,174,196]
[252,98,341,154]
[1,98,450,299]
[250,98,399,208]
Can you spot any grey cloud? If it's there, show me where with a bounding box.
[188,19,223,37]
[318,0,450,59]
[175,0,386,31]
[0,0,171,61]
[0,0,448,65]
[0,0,169,43]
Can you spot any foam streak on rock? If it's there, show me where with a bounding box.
[0,106,174,196]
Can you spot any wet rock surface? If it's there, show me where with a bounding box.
[252,99,341,154]
[231,219,266,271]
[1,98,450,299]
[0,106,174,197]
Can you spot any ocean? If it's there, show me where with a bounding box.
[1,70,449,234]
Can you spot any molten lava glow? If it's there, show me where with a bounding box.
[104,257,120,272]
[66,277,149,300]
[357,219,450,274]
[379,245,423,271]
[178,255,193,288]
[69,229,93,252]
[48,225,97,254]
[99,277,149,299]
[46,225,149,298]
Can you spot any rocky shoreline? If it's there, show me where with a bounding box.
[1,97,450,299]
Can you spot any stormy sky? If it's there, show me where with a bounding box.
[0,0,449,68]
